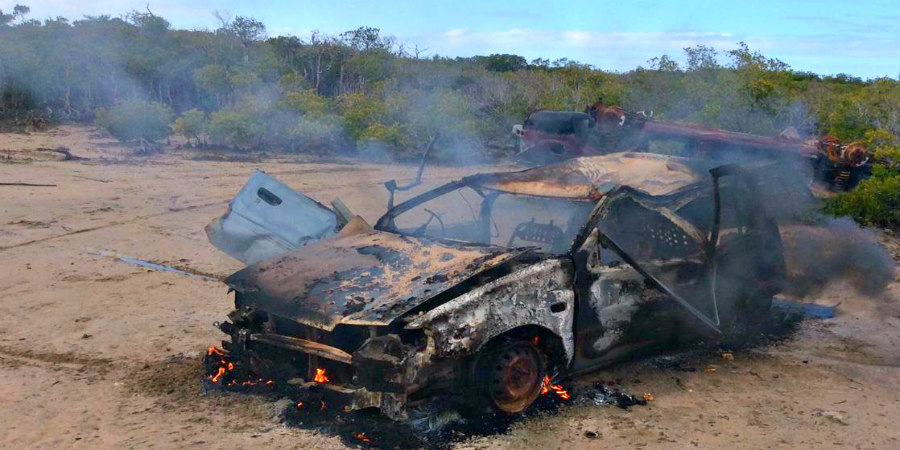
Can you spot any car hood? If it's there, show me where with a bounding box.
[225,225,524,331]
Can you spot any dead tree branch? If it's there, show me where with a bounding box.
[0,182,57,187]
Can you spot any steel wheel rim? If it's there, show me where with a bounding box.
[489,343,543,414]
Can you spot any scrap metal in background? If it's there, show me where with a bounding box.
[512,99,871,191]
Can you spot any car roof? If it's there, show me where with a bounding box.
[467,152,705,199]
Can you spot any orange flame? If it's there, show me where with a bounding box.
[353,432,373,444]
[206,343,275,388]
[320,401,326,411]
[313,368,330,383]
[209,367,226,384]
[540,375,570,400]
[297,401,304,410]
[550,384,571,400]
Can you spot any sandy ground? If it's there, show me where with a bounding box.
[1,125,898,450]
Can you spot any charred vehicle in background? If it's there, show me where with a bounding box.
[204,152,785,420]
[512,100,870,191]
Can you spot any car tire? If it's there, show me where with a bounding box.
[468,338,548,415]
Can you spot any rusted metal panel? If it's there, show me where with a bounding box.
[250,333,353,364]
[640,121,815,155]
[225,228,524,331]
[287,377,384,411]
[470,153,703,199]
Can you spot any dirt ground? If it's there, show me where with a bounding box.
[1,126,898,450]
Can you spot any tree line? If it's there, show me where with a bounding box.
[1,5,896,152]
[2,4,898,225]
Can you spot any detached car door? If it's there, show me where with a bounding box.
[206,170,339,265]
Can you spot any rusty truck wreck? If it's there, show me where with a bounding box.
[205,153,785,419]
[512,101,871,191]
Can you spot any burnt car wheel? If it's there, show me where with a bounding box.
[476,340,547,415]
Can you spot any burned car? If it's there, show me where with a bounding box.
[205,152,785,420]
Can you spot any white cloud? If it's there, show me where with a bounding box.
[442,28,469,40]
[432,29,740,52]
[4,1,896,78]
[414,28,899,77]
[561,31,592,46]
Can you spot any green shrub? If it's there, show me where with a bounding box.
[863,129,900,171]
[359,122,407,148]
[290,115,345,152]
[94,99,174,143]
[824,127,900,228]
[173,109,207,145]
[281,91,331,116]
[399,88,486,159]
[825,171,900,228]
[338,92,388,140]
[207,103,263,150]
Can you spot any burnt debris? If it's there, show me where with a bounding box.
[203,346,651,450]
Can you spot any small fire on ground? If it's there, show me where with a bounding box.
[205,345,274,387]
[198,342,653,450]
[540,374,571,400]
[354,432,373,444]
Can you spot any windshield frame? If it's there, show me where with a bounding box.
[374,178,598,253]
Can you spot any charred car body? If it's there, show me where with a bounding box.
[512,101,870,191]
[205,153,785,419]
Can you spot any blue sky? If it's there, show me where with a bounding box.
[4,0,899,78]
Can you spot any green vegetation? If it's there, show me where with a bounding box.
[0,5,898,226]
[825,130,900,228]
[825,172,900,228]
[94,99,173,143]
[173,109,206,146]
